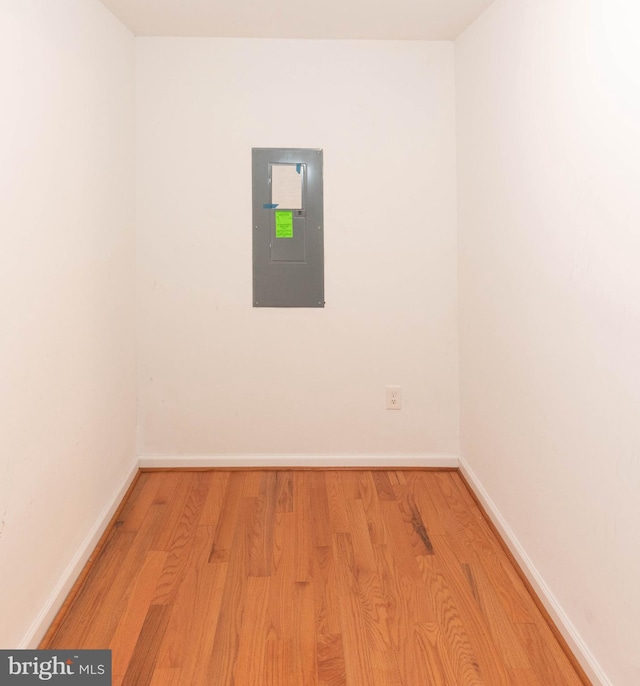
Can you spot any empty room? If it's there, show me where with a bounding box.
[1,0,638,684]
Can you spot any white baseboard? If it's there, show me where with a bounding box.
[21,459,140,649]
[138,453,460,469]
[458,456,610,686]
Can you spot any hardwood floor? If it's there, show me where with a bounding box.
[42,470,589,685]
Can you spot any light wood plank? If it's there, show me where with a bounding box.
[345,499,391,651]
[332,533,377,685]
[207,471,245,563]
[247,472,277,577]
[317,633,347,686]
[110,550,167,680]
[121,605,171,686]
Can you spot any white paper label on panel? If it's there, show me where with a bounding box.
[271,164,303,209]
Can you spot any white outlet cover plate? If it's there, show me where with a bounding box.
[385,386,402,410]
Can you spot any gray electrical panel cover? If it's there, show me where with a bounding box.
[252,148,324,307]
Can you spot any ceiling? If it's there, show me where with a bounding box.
[99,0,496,41]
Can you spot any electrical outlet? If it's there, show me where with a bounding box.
[386,386,401,410]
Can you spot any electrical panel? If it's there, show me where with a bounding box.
[252,148,324,308]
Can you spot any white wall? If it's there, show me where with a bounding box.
[456,1,640,683]
[136,39,459,460]
[0,1,136,647]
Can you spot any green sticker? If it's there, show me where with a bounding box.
[275,210,294,238]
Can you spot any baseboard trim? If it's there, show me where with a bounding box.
[23,460,140,649]
[458,456,610,686]
[138,453,460,469]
